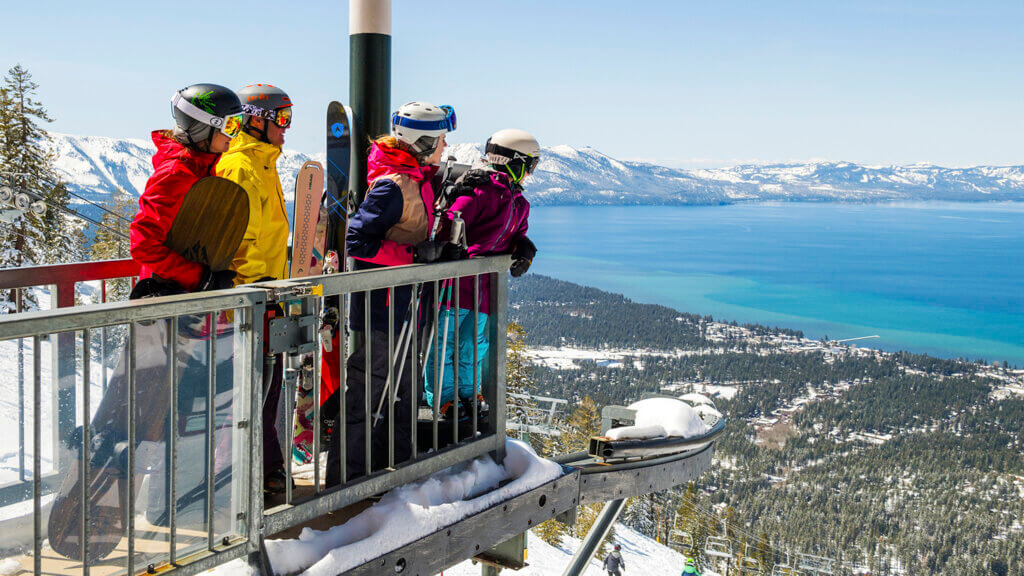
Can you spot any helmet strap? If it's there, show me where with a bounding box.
[504,162,526,184]
[246,116,271,144]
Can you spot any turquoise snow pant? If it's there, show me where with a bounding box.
[423,308,489,408]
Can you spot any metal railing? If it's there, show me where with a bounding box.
[0,256,511,576]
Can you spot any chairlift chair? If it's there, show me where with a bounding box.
[704,535,732,559]
[738,543,763,576]
[739,555,763,575]
[668,529,695,555]
[798,553,835,575]
[771,563,799,576]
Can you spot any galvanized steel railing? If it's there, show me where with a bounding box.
[0,256,511,576]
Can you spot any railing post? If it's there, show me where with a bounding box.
[488,270,508,463]
[54,281,78,474]
[247,296,270,574]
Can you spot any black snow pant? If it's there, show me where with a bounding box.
[325,330,414,486]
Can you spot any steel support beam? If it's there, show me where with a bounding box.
[343,470,578,576]
[560,498,626,576]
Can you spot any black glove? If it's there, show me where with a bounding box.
[129,275,187,300]
[413,238,448,263]
[197,267,237,291]
[510,237,537,278]
[439,242,468,262]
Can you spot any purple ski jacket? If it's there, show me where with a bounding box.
[446,169,530,315]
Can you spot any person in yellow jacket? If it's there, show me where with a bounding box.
[216,83,293,493]
[217,83,292,285]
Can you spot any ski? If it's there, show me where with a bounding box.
[289,160,326,278]
[318,101,354,412]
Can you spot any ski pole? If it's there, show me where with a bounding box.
[371,295,416,426]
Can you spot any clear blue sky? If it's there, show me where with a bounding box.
[3,1,1022,168]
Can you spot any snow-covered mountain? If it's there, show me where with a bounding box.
[48,133,1024,218]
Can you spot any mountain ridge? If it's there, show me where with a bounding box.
[46,133,1024,217]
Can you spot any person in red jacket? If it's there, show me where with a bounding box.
[129,83,245,297]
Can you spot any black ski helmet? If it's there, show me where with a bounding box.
[171,83,243,149]
[238,84,292,140]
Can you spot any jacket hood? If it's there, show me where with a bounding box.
[367,141,438,184]
[151,130,220,175]
[223,130,282,166]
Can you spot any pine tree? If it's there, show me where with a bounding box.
[0,64,58,309]
[622,494,657,539]
[88,187,135,301]
[41,181,81,264]
[506,322,538,437]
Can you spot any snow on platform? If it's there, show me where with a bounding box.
[209,439,562,576]
[605,397,709,441]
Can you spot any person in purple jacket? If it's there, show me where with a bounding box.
[424,129,540,413]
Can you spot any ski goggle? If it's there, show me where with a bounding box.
[487,142,541,174]
[173,92,245,138]
[391,104,457,133]
[273,106,293,128]
[241,104,293,129]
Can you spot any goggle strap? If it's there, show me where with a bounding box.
[173,92,229,130]
[487,143,539,169]
[392,111,455,132]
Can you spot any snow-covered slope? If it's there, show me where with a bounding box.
[447,523,702,576]
[47,133,1024,215]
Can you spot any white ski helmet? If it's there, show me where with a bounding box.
[485,129,541,182]
[391,101,456,158]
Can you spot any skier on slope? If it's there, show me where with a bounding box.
[214,83,293,493]
[680,556,701,575]
[422,129,538,415]
[323,101,462,486]
[603,544,626,576]
[130,83,244,297]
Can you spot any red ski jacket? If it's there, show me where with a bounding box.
[130,131,221,291]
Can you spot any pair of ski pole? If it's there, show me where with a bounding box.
[371,210,469,427]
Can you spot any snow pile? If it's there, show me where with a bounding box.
[679,392,715,407]
[263,438,562,576]
[605,398,708,441]
[693,404,723,427]
[0,558,21,576]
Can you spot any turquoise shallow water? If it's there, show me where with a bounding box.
[525,203,1024,366]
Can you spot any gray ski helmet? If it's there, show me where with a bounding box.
[485,128,541,182]
[237,84,293,128]
[171,83,243,147]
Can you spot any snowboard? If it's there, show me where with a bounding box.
[48,177,250,562]
[289,161,325,278]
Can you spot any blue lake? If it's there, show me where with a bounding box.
[526,203,1024,366]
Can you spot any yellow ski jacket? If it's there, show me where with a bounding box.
[216,131,289,285]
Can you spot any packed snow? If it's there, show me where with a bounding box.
[209,439,562,576]
[679,392,715,407]
[605,398,708,441]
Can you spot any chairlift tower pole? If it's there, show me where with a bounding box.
[349,0,391,209]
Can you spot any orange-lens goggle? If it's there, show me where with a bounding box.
[273,106,292,128]
[222,114,245,138]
